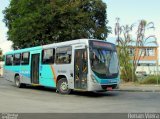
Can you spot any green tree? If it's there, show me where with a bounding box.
[3,0,109,49]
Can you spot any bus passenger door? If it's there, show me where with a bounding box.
[31,53,40,84]
[74,49,88,89]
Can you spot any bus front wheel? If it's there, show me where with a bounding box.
[57,78,71,94]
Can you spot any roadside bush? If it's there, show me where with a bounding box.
[0,56,4,61]
[120,68,132,82]
[139,75,160,84]
[0,56,3,61]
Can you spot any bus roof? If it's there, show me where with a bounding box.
[5,39,115,55]
[42,39,115,49]
[5,46,42,55]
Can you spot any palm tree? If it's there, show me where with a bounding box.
[115,19,157,82]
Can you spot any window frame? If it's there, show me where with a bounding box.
[5,54,13,66]
[42,48,55,64]
[13,53,21,65]
[55,46,72,64]
[21,52,30,65]
[147,48,155,56]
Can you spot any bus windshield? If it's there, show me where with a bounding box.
[89,41,119,79]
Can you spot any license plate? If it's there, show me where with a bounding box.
[106,87,112,91]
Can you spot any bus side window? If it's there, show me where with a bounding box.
[21,52,30,65]
[6,54,13,66]
[56,46,72,64]
[42,48,55,64]
[13,53,21,65]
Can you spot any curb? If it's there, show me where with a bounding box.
[115,89,160,92]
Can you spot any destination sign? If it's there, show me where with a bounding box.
[90,41,116,50]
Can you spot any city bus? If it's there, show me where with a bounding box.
[3,39,120,94]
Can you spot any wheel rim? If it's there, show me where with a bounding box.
[60,82,68,91]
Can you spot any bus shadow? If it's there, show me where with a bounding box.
[11,84,119,97]
[71,91,119,97]
[23,85,57,93]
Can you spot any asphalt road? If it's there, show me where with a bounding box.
[0,77,160,113]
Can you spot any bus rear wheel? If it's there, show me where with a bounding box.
[15,75,25,88]
[57,78,71,94]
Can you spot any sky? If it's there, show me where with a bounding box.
[0,0,160,53]
[0,0,12,53]
[104,0,160,43]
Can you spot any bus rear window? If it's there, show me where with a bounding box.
[6,55,13,66]
[21,52,30,65]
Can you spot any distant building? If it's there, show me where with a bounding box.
[128,46,158,75]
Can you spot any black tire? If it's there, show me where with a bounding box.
[57,78,71,94]
[15,75,25,88]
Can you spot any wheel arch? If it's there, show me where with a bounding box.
[56,75,68,86]
[14,73,20,80]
